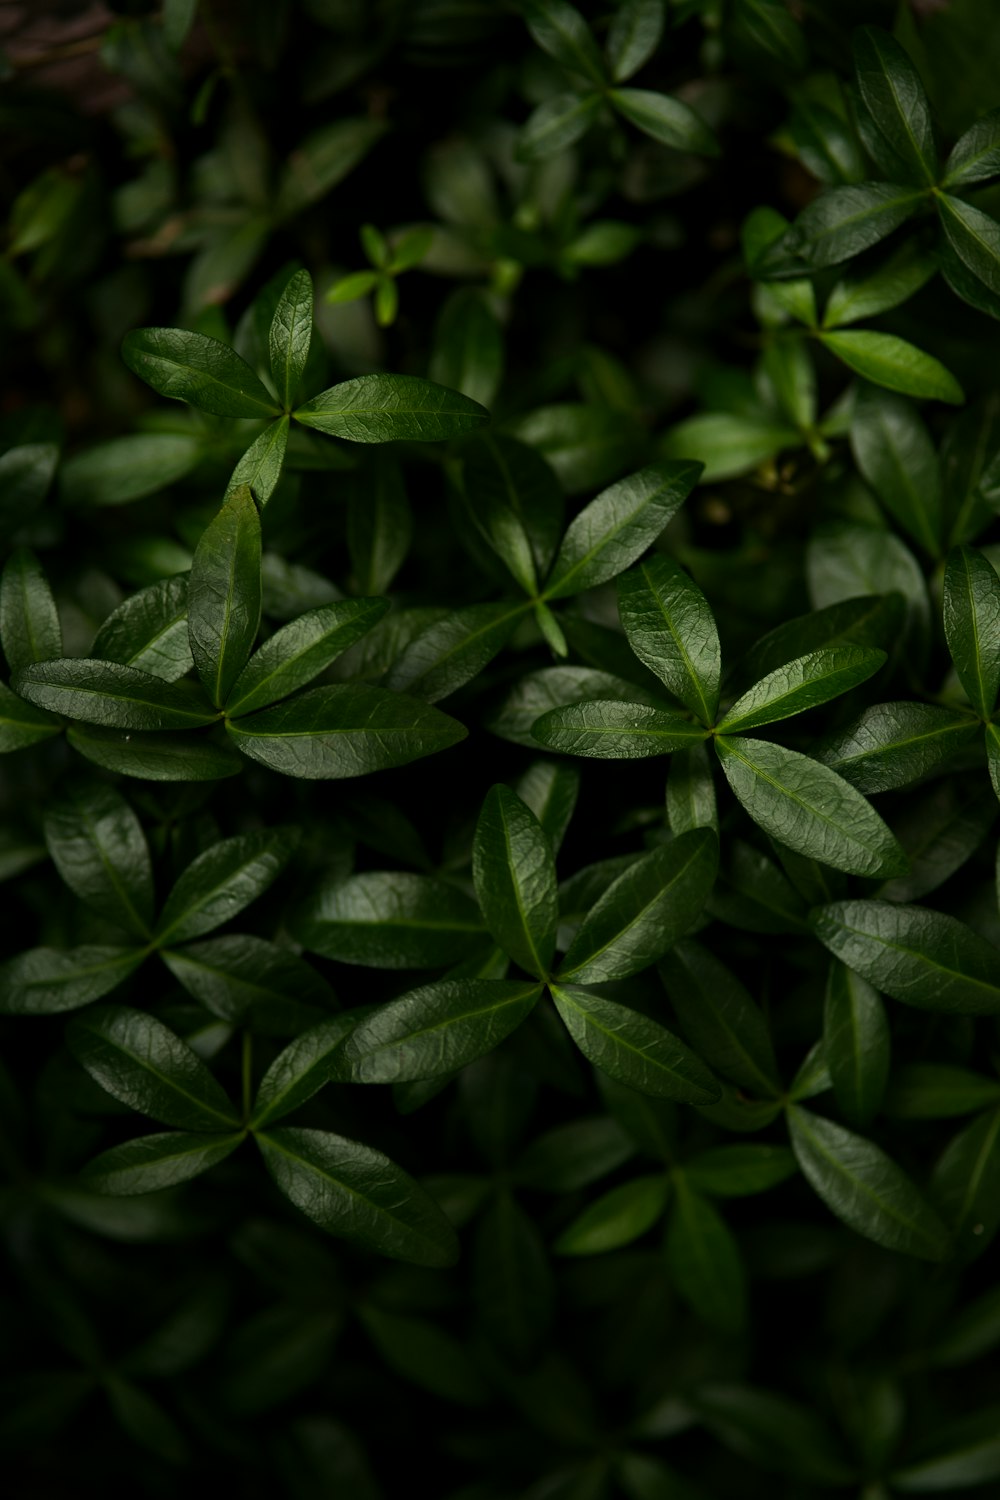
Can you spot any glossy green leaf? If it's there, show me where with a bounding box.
[121,328,279,418]
[91,576,193,683]
[943,545,1000,718]
[514,759,580,854]
[937,192,1000,297]
[617,556,720,724]
[823,960,890,1129]
[850,387,942,556]
[161,935,333,1027]
[885,1064,1000,1120]
[606,0,664,83]
[384,600,531,704]
[930,1108,1000,1259]
[742,594,903,688]
[227,682,466,777]
[256,1126,459,1266]
[292,870,484,967]
[667,1178,746,1333]
[459,434,564,596]
[820,331,963,404]
[988,720,1000,805]
[554,1174,669,1254]
[488,665,659,747]
[522,0,606,85]
[0,945,144,1015]
[0,441,58,535]
[341,978,543,1082]
[812,900,1000,1014]
[787,1104,948,1259]
[666,741,718,836]
[718,647,885,734]
[659,411,800,482]
[543,462,701,600]
[659,939,780,1096]
[225,598,388,717]
[518,92,603,161]
[817,702,978,793]
[683,1143,797,1196]
[943,106,1000,190]
[67,1005,239,1130]
[707,836,809,934]
[67,725,242,781]
[533,700,708,759]
[473,785,558,977]
[714,735,907,878]
[188,486,262,709]
[823,242,936,329]
[12,659,218,730]
[81,1130,243,1195]
[268,269,313,409]
[550,983,719,1102]
[1,548,61,673]
[250,1017,357,1129]
[294,374,488,443]
[0,678,61,752]
[764,184,924,274]
[224,417,289,507]
[559,829,718,982]
[154,826,299,946]
[852,27,937,186]
[807,521,929,653]
[347,454,413,596]
[43,776,154,937]
[609,89,718,156]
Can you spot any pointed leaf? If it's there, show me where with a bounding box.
[852,27,937,186]
[817,701,979,792]
[274,118,388,220]
[294,374,488,443]
[931,1108,1000,1260]
[429,287,504,409]
[268,268,313,409]
[256,1126,459,1266]
[718,646,885,734]
[12,659,218,730]
[823,960,890,1129]
[514,760,580,854]
[91,576,193,683]
[188,485,262,708]
[943,106,1000,190]
[384,600,531,704]
[347,453,413,596]
[533,700,708,758]
[667,1178,746,1333]
[473,1190,553,1365]
[121,328,279,418]
[250,1017,357,1129]
[225,598,389,716]
[659,939,780,1095]
[824,242,936,328]
[488,664,660,747]
[473,785,558,976]
[162,935,333,1027]
[606,0,664,83]
[516,92,603,162]
[522,0,607,85]
[884,1064,1000,1120]
[554,1174,669,1254]
[944,545,1000,718]
[763,184,923,274]
[0,945,144,1015]
[617,556,720,724]
[0,679,61,752]
[81,1131,243,1194]
[43,776,154,938]
[936,193,1000,295]
[820,330,963,404]
[459,433,564,595]
[224,417,289,507]
[666,741,718,836]
[291,871,485,968]
[550,983,719,1102]
[850,386,942,556]
[1,548,61,672]
[67,725,242,781]
[609,88,718,155]
[155,826,299,946]
[683,1143,797,1196]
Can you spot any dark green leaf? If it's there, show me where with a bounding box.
[513,1115,634,1191]
[683,1143,797,1196]
[487,665,660,747]
[544,462,702,600]
[161,936,333,1028]
[292,871,484,967]
[473,785,558,976]
[522,0,607,85]
[606,0,664,84]
[294,374,489,443]
[155,827,299,946]
[81,1130,243,1194]
[820,331,963,404]
[359,1304,488,1407]
[347,454,413,596]
[817,701,978,792]
[731,0,807,71]
[666,741,718,836]
[852,27,937,186]
[850,386,942,556]
[224,417,289,507]
[67,725,242,781]
[554,1174,669,1254]
[559,829,718,982]
[742,594,903,686]
[533,700,708,758]
[507,402,643,494]
[885,1064,1000,1120]
[473,1190,553,1365]
[787,1104,948,1259]
[609,89,718,156]
[429,288,505,410]
[514,759,580,853]
[228,682,467,777]
[659,939,781,1096]
[550,983,720,1102]
[764,184,924,274]
[718,646,885,734]
[250,1017,357,1128]
[0,678,61,752]
[1,548,61,673]
[0,946,144,1015]
[823,959,890,1129]
[812,900,1000,1014]
[944,545,1000,717]
[807,521,929,654]
[891,1408,1000,1491]
[943,106,1000,189]
[91,576,193,683]
[341,978,543,1082]
[459,434,564,596]
[226,598,388,717]
[256,1126,459,1266]
[667,1178,746,1333]
[517,92,603,162]
[60,434,203,508]
[0,442,58,535]
[67,1005,239,1130]
[707,837,809,934]
[384,600,531,704]
[43,776,154,938]
[714,735,907,878]
[188,485,262,709]
[268,269,313,409]
[930,1108,1000,1259]
[274,119,388,220]
[12,659,218,730]
[786,99,866,187]
[824,242,936,329]
[617,556,720,724]
[937,193,1000,297]
[690,1384,856,1484]
[121,328,280,419]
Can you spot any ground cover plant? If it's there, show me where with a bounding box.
[6,0,1000,1494]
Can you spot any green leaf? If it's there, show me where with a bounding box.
[936,193,1000,297]
[743,594,903,687]
[155,826,299,946]
[690,1385,857,1485]
[294,374,489,443]
[606,0,664,84]
[764,184,924,274]
[550,984,720,1103]
[938,237,1000,323]
[291,871,484,968]
[67,1005,239,1130]
[666,741,718,836]
[617,556,720,724]
[358,1304,488,1408]
[823,242,936,328]
[162,0,197,50]
[852,27,937,187]
[707,837,809,934]
[81,1131,243,1195]
[659,411,800,482]
[67,725,242,781]
[459,434,564,596]
[12,659,219,730]
[761,337,816,429]
[517,92,603,162]
[659,939,780,1096]
[473,785,558,977]
[807,521,929,653]
[850,386,942,556]
[0,678,61,752]
[188,485,262,709]
[507,402,643,494]
[347,454,413,596]
[255,1127,459,1266]
[60,434,203,508]
[0,945,144,1015]
[473,1190,553,1365]
[273,118,388,221]
[683,1143,797,1196]
[823,960,890,1129]
[554,1174,669,1254]
[988,720,1000,805]
[326,269,379,305]
[1,548,61,673]
[714,735,907,878]
[885,1064,1000,1120]
[268,268,313,410]
[558,829,718,982]
[812,900,1000,1014]
[250,1017,357,1129]
[932,1107,1000,1259]
[121,328,280,419]
[667,1178,746,1333]
[533,700,708,758]
[225,598,388,717]
[488,665,659,747]
[718,646,885,734]
[514,1115,633,1192]
[384,600,531,704]
[543,462,701,600]
[428,288,505,409]
[943,106,1000,190]
[944,545,1000,718]
[43,776,154,938]
[787,1104,948,1260]
[788,99,865,186]
[514,759,580,854]
[227,682,467,778]
[816,702,978,793]
[340,978,543,1082]
[891,1408,1000,1491]
[161,935,332,1028]
[0,441,59,536]
[819,330,963,404]
[522,0,607,86]
[224,417,289,508]
[91,576,193,683]
[731,0,807,72]
[608,89,718,156]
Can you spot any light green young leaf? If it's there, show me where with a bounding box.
[850,386,942,556]
[13,659,219,730]
[943,545,1000,718]
[0,548,61,673]
[291,870,485,968]
[550,983,720,1102]
[606,0,664,84]
[188,485,262,709]
[91,576,193,683]
[121,328,280,419]
[268,268,313,410]
[718,646,885,734]
[473,785,558,977]
[823,960,890,1129]
[225,598,389,717]
[554,1174,669,1254]
[0,945,144,1015]
[81,1131,244,1195]
[852,26,937,186]
[154,827,300,947]
[224,417,289,507]
[609,89,718,156]
[533,699,707,759]
[617,556,720,724]
[43,776,154,938]
[820,331,963,404]
[659,939,780,1096]
[294,374,489,443]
